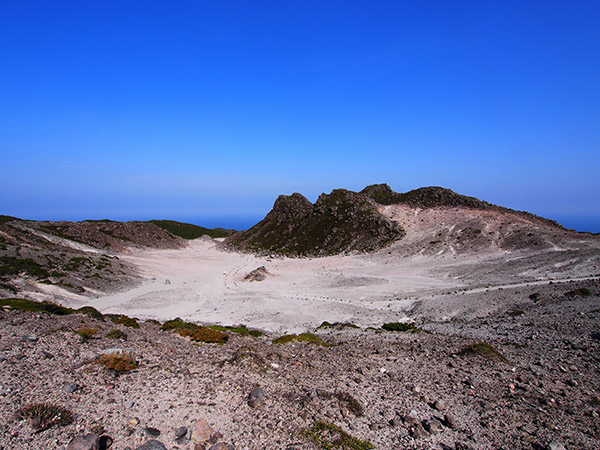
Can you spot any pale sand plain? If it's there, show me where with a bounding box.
[60,234,599,333]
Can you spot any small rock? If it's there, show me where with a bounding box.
[191,419,214,443]
[21,334,38,343]
[210,432,224,444]
[410,423,430,439]
[125,400,134,409]
[63,382,80,394]
[445,412,458,429]
[404,410,419,424]
[433,400,446,411]
[424,418,445,434]
[135,441,167,450]
[67,433,101,450]
[41,350,54,359]
[389,417,402,427]
[248,387,264,407]
[174,426,187,440]
[145,427,161,437]
[208,444,235,450]
[547,441,566,450]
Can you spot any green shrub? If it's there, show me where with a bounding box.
[273,332,328,346]
[303,421,374,450]
[207,324,263,337]
[178,327,229,344]
[457,342,509,364]
[95,352,138,375]
[160,317,199,331]
[106,314,139,328]
[381,322,421,332]
[0,298,73,315]
[17,403,73,431]
[529,292,541,301]
[76,306,104,320]
[508,309,524,317]
[76,326,98,342]
[317,321,359,330]
[106,329,127,340]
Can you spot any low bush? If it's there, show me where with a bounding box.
[76,326,98,342]
[160,317,199,331]
[17,403,73,432]
[95,352,138,375]
[0,298,73,315]
[303,421,374,450]
[178,327,229,344]
[106,329,127,340]
[76,306,104,320]
[381,322,421,332]
[106,314,139,328]
[566,288,592,297]
[207,324,262,337]
[317,321,359,330]
[273,332,328,346]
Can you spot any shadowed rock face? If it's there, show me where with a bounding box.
[223,189,405,256]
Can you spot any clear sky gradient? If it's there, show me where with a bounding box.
[1,1,599,231]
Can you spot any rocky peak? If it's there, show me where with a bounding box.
[268,193,313,222]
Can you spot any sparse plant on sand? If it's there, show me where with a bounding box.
[160,317,199,331]
[566,288,592,297]
[302,421,374,450]
[17,403,73,432]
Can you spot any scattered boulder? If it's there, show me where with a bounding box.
[248,386,264,408]
[134,440,167,450]
[191,419,214,443]
[174,426,187,441]
[547,441,566,450]
[67,433,112,450]
[243,266,269,282]
[63,382,80,394]
[424,417,445,434]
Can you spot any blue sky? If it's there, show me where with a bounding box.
[1,1,599,231]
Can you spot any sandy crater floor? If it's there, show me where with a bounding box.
[60,239,600,333]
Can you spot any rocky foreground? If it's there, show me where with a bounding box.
[1,279,599,450]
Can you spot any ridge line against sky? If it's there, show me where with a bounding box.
[1,1,599,232]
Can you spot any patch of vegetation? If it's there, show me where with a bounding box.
[62,256,92,272]
[319,391,364,417]
[457,342,509,364]
[381,322,422,332]
[0,298,73,315]
[149,220,235,239]
[317,321,360,330]
[207,324,262,337]
[106,329,127,340]
[106,314,139,328]
[529,292,541,301]
[76,306,104,320]
[273,332,328,346]
[160,317,199,331]
[303,421,375,450]
[0,256,49,279]
[95,352,138,375]
[76,326,98,342]
[566,288,592,297]
[17,403,73,432]
[508,309,524,317]
[178,327,229,344]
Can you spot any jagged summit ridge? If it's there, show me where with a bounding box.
[223,188,405,256]
[223,184,569,257]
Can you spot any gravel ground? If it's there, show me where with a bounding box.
[1,279,599,450]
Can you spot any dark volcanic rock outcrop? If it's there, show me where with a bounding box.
[223,189,405,256]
